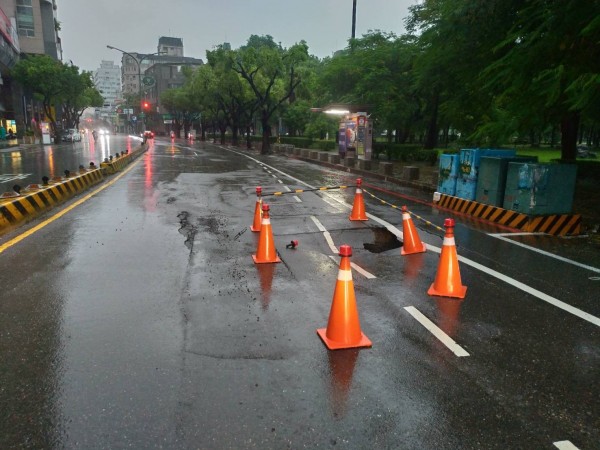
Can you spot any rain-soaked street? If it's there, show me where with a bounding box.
[1,138,599,449]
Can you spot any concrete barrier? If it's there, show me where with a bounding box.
[319,152,329,162]
[301,149,310,158]
[344,157,355,168]
[329,154,340,164]
[357,160,372,171]
[402,166,420,181]
[309,150,319,160]
[380,162,394,176]
[0,169,105,235]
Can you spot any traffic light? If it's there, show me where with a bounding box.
[142,101,150,110]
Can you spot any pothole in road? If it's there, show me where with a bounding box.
[177,211,198,250]
[363,227,401,253]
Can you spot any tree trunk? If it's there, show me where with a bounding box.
[220,125,226,144]
[261,110,271,154]
[246,126,252,149]
[560,110,580,162]
[232,126,239,146]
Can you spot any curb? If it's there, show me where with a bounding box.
[0,144,147,236]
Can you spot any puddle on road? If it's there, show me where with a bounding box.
[363,227,401,253]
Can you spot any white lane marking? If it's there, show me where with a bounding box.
[293,196,302,203]
[272,174,278,179]
[553,441,580,450]
[404,306,470,357]
[283,186,291,191]
[277,179,284,184]
[311,216,338,254]
[456,254,600,327]
[227,147,600,328]
[489,233,600,274]
[328,256,376,279]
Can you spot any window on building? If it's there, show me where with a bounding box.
[17,0,35,37]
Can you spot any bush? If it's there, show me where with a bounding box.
[279,136,313,148]
[308,140,335,151]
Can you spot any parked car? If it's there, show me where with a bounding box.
[62,128,82,142]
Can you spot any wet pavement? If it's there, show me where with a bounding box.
[0,138,598,449]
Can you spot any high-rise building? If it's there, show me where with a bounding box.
[94,60,121,107]
[3,0,62,59]
[93,60,121,121]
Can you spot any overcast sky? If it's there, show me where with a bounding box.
[58,0,418,72]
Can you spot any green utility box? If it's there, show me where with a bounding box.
[476,156,538,206]
[503,162,577,214]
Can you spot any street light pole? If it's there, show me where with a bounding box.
[352,0,357,39]
[107,45,163,133]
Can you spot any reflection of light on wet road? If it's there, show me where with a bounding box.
[47,148,55,177]
[99,135,111,161]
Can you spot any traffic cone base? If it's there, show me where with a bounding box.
[427,283,467,299]
[317,328,372,350]
[401,241,427,255]
[252,253,281,264]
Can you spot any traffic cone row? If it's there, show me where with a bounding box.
[246,180,468,354]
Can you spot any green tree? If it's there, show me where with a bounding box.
[11,55,101,142]
[230,35,308,153]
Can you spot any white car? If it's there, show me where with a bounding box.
[62,128,82,142]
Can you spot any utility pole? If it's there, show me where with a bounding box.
[352,0,357,39]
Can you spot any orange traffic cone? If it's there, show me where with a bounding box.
[250,186,262,232]
[400,206,427,255]
[349,178,368,221]
[428,218,467,298]
[252,203,281,264]
[317,245,372,350]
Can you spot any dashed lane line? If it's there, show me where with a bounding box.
[553,440,580,450]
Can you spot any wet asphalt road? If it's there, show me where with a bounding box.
[0,138,599,449]
[0,133,139,193]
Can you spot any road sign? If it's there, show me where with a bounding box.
[142,76,155,87]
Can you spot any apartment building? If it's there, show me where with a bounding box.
[0,0,62,135]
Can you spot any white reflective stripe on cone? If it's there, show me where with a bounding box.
[337,269,353,281]
[443,236,455,246]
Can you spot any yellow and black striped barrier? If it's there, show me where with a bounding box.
[1,144,148,236]
[0,169,105,235]
[436,194,581,236]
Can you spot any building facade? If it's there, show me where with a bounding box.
[0,0,62,137]
[93,60,122,122]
